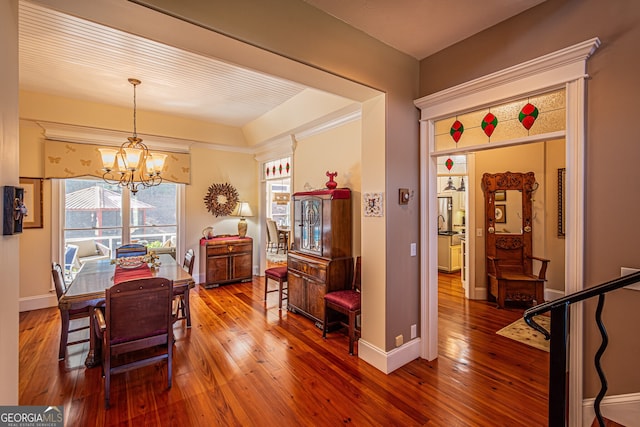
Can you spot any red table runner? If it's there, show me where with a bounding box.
[113,263,152,284]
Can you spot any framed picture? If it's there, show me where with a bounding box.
[19,177,43,229]
[558,168,566,237]
[495,190,506,201]
[495,204,506,223]
[363,192,383,217]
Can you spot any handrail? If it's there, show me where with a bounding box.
[523,270,640,337]
[521,269,640,427]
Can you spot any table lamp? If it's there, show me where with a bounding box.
[232,201,254,237]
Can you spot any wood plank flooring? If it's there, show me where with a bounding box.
[19,271,549,426]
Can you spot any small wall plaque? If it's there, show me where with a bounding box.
[363,192,383,217]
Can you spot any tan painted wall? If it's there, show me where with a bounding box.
[420,0,640,398]
[545,139,566,293]
[293,119,362,258]
[20,91,247,146]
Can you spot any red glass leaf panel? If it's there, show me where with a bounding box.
[481,112,498,137]
[445,158,454,171]
[518,103,539,130]
[449,120,464,143]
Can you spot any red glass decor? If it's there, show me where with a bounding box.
[445,158,454,171]
[272,165,276,175]
[519,103,539,130]
[266,166,270,177]
[279,164,283,174]
[286,162,290,173]
[449,120,464,143]
[325,171,338,189]
[482,112,498,137]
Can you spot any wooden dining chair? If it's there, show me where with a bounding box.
[266,219,287,253]
[323,256,361,355]
[93,277,174,408]
[115,243,147,258]
[173,249,194,326]
[52,262,91,360]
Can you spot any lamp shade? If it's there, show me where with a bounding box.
[232,202,253,237]
[232,202,254,218]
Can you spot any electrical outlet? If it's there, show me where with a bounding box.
[395,334,403,347]
[621,267,640,291]
[410,243,417,257]
[410,324,417,339]
[476,228,483,237]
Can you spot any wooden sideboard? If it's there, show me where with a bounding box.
[287,252,352,327]
[199,236,253,288]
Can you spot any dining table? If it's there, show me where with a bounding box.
[59,254,195,368]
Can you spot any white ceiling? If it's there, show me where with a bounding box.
[18,0,544,129]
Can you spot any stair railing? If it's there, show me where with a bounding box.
[524,270,640,427]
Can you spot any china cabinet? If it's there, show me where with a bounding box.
[288,189,352,326]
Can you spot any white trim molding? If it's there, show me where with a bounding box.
[582,393,640,427]
[415,37,600,427]
[358,338,421,374]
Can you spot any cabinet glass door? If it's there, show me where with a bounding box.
[300,198,322,254]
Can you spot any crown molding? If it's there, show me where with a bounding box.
[28,103,362,160]
[414,37,601,113]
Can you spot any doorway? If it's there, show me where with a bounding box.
[263,156,292,268]
[416,38,600,424]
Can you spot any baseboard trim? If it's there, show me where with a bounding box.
[471,286,488,300]
[545,288,565,302]
[358,337,421,374]
[582,392,640,427]
[20,293,57,312]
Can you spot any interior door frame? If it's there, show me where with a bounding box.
[415,38,601,426]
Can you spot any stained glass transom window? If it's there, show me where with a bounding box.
[434,89,565,152]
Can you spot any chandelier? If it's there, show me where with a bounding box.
[99,78,166,194]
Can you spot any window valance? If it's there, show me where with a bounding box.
[44,140,191,184]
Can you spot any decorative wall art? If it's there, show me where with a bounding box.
[495,204,506,223]
[363,192,383,217]
[20,177,43,229]
[558,168,566,237]
[203,182,239,217]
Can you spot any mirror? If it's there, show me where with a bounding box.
[481,171,537,236]
[494,190,523,234]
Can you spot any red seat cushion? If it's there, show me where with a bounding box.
[265,266,288,280]
[324,290,361,311]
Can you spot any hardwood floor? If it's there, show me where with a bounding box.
[19,271,549,426]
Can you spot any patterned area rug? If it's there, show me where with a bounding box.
[266,252,287,264]
[496,315,550,352]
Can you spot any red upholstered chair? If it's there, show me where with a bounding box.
[93,277,174,408]
[264,266,288,309]
[173,248,194,326]
[323,256,361,355]
[52,262,91,360]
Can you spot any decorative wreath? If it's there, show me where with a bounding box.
[203,182,239,217]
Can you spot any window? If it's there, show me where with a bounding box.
[264,156,292,227]
[62,178,179,277]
